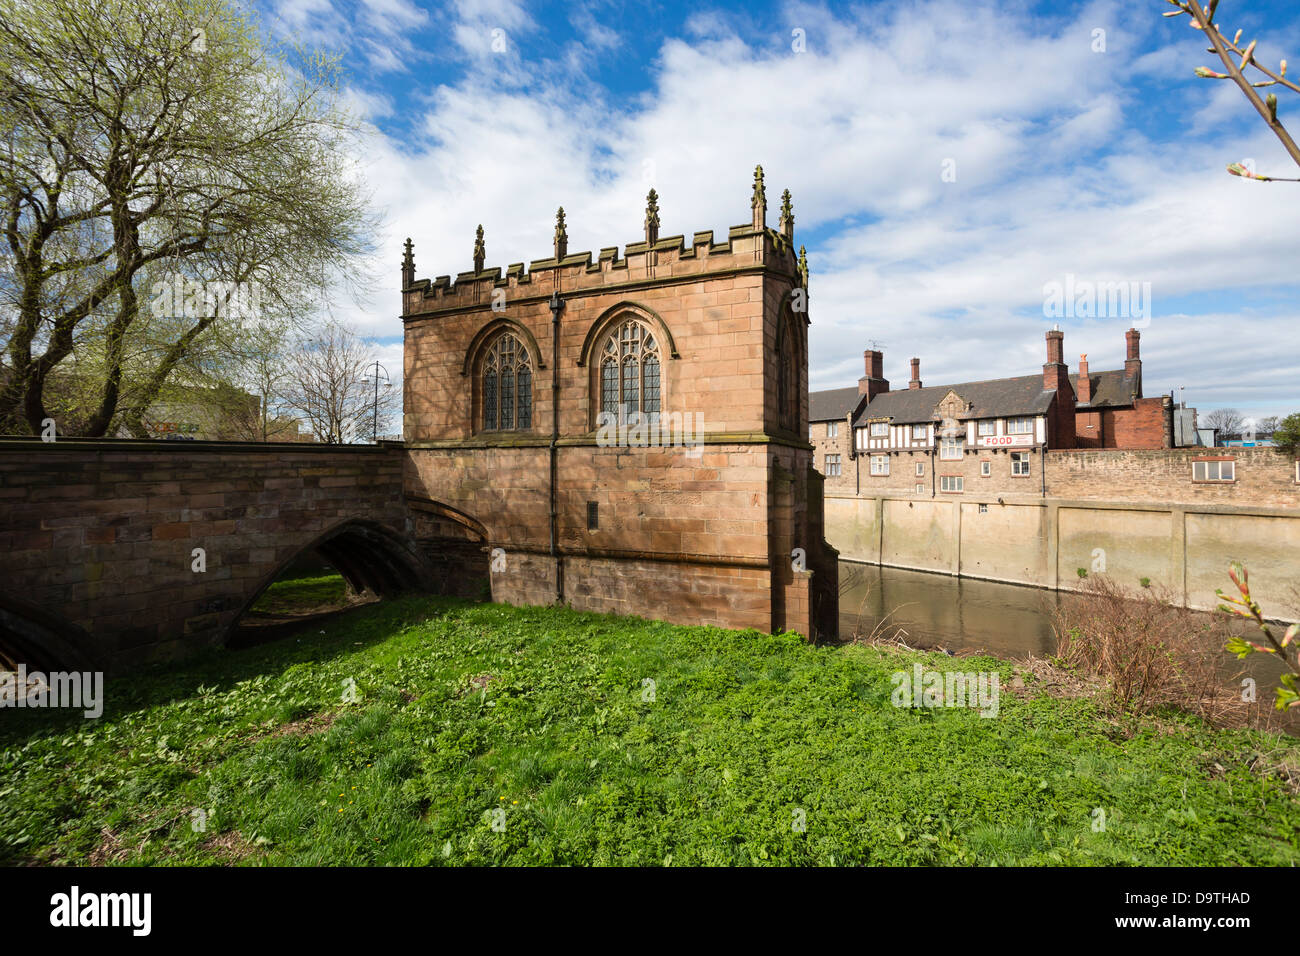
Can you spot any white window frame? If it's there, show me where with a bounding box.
[915,483,925,495]
[1011,451,1031,476]
[870,455,889,476]
[911,423,927,440]
[940,475,964,493]
[980,460,991,477]
[915,461,924,477]
[1007,417,1034,435]
[824,454,842,477]
[1192,459,1235,482]
[870,422,889,437]
[977,420,996,436]
[939,438,963,460]
[827,421,839,439]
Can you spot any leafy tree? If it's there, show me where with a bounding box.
[0,0,375,436]
[1272,412,1300,454]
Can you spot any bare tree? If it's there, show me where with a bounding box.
[1202,407,1244,436]
[194,315,300,441]
[281,322,396,444]
[1164,0,1300,182]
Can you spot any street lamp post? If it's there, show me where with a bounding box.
[366,361,391,443]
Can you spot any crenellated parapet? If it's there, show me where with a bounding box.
[401,166,804,320]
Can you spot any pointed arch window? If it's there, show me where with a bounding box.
[776,313,799,432]
[599,319,661,424]
[481,332,532,431]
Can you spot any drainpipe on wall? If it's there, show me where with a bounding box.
[549,290,564,603]
[852,431,860,495]
[1040,440,1047,498]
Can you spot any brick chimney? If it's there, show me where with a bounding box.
[858,349,890,401]
[909,357,922,389]
[1125,328,1142,384]
[1077,353,1091,404]
[1043,328,1075,448]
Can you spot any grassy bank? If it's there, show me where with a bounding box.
[247,570,350,615]
[2,593,1297,865]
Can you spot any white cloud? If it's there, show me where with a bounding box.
[358,0,428,36]
[316,0,1299,416]
[569,6,620,53]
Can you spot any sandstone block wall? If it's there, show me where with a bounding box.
[0,439,419,669]
[402,219,836,639]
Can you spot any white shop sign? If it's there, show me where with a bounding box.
[978,434,1035,448]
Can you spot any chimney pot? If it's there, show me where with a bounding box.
[909,357,922,389]
[1077,353,1092,404]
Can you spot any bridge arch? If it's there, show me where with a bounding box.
[225,518,434,646]
[405,496,491,599]
[0,593,98,672]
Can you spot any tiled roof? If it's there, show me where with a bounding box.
[808,386,865,422]
[849,369,1136,426]
[1077,368,1140,409]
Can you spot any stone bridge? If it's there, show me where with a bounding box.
[0,439,489,672]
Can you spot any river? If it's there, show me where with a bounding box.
[837,561,1063,657]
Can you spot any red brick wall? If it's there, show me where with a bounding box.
[1076,396,1170,449]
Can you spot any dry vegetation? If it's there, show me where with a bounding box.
[1051,577,1286,732]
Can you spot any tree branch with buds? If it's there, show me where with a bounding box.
[1217,562,1300,711]
[1165,0,1300,181]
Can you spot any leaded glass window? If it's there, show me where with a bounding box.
[481,332,532,431]
[599,320,661,423]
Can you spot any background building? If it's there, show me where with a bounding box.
[810,327,1188,497]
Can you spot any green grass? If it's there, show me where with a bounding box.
[2,591,1297,866]
[248,570,348,615]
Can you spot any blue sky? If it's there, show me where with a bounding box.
[256,0,1300,422]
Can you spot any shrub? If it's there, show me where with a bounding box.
[1272,412,1300,456]
[1051,576,1270,728]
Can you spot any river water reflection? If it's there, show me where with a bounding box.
[837,560,1294,728]
[837,562,1062,657]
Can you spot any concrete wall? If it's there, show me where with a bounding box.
[827,491,1300,622]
